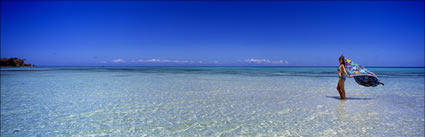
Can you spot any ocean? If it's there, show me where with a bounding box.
[1,66,424,136]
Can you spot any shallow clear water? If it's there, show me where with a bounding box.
[1,67,424,136]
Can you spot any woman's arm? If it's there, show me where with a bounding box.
[342,65,351,78]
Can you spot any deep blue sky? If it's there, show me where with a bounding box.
[1,1,424,66]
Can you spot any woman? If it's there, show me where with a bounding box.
[337,54,351,100]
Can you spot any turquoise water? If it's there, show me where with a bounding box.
[1,67,424,136]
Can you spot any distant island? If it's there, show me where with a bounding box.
[0,58,35,67]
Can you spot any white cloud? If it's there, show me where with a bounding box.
[147,59,164,62]
[136,59,197,64]
[245,58,272,63]
[112,58,125,63]
[244,58,288,64]
[110,58,284,65]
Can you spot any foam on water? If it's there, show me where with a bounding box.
[1,67,424,136]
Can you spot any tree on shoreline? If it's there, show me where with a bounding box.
[0,58,33,67]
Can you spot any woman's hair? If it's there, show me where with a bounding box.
[339,55,345,65]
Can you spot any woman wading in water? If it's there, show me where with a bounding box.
[337,54,351,100]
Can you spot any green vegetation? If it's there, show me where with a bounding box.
[0,58,34,67]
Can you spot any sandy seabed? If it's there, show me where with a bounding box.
[1,67,424,136]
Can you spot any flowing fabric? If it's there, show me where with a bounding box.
[344,57,384,87]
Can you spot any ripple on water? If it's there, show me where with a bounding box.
[1,67,424,136]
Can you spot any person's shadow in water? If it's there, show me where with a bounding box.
[326,96,373,100]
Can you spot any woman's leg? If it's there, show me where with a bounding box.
[339,79,346,99]
[336,80,341,96]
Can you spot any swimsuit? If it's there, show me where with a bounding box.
[338,67,346,80]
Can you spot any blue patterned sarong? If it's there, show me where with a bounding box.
[344,57,384,87]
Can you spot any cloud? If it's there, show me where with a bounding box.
[245,58,272,63]
[112,58,125,63]
[244,58,288,64]
[136,59,197,64]
[211,61,219,64]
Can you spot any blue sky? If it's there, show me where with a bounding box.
[1,1,424,66]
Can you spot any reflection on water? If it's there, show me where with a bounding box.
[337,100,347,123]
